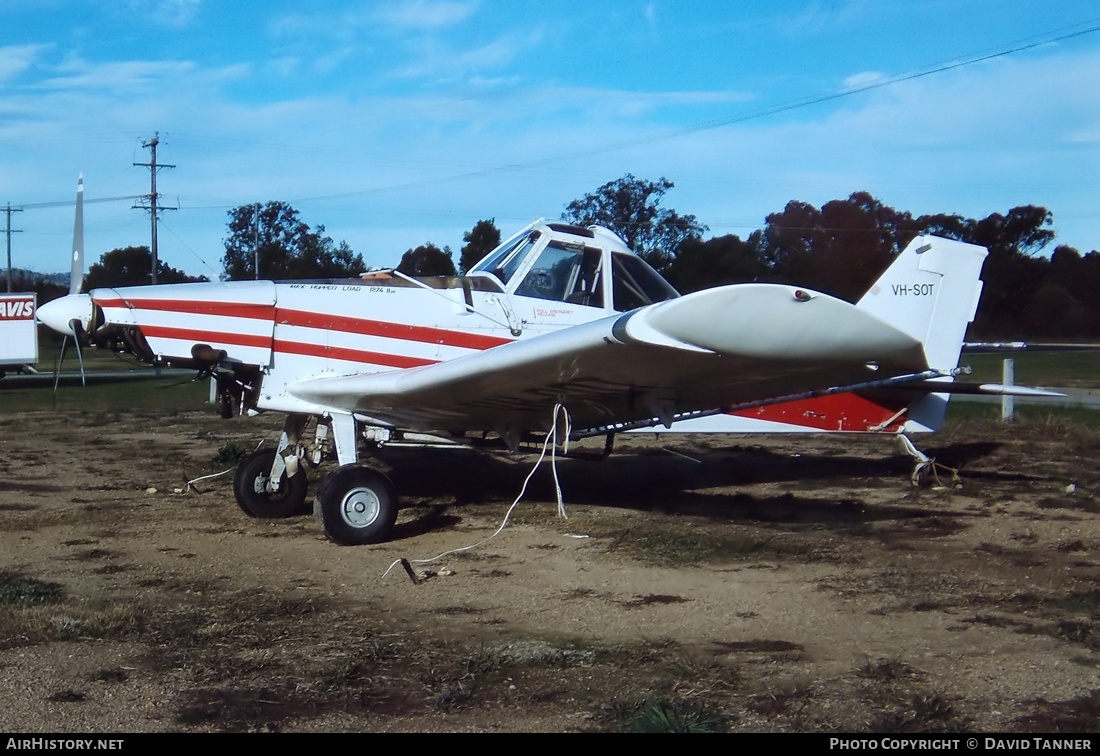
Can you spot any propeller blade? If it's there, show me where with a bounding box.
[70,318,87,387]
[53,335,68,392]
[69,174,84,296]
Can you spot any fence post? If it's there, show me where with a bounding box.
[1002,358,1015,422]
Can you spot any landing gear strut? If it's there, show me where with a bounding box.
[230,411,401,544]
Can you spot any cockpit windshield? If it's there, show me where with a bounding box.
[470,221,680,312]
[611,252,679,311]
[469,232,540,285]
[514,242,603,307]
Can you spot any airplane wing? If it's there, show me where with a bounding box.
[290,283,932,437]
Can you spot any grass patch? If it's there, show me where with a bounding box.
[0,376,210,416]
[963,350,1100,390]
[856,657,920,681]
[1031,620,1100,651]
[945,402,1100,432]
[210,441,250,468]
[90,669,130,683]
[869,690,973,733]
[1053,589,1100,617]
[716,639,803,655]
[620,593,691,609]
[0,572,63,606]
[1017,689,1100,733]
[0,598,146,650]
[615,697,726,733]
[46,690,87,703]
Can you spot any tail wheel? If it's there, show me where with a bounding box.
[314,466,398,545]
[233,449,309,518]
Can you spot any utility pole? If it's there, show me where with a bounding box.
[253,205,260,280]
[133,133,175,284]
[3,204,23,293]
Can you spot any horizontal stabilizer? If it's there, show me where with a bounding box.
[931,382,1063,398]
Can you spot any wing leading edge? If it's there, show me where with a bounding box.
[290,282,929,435]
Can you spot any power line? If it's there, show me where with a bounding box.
[276,19,1100,206]
[19,195,143,209]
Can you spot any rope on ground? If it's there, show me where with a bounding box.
[186,438,266,493]
[897,433,960,488]
[186,467,235,492]
[383,403,572,580]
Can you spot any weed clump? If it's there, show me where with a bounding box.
[210,441,250,468]
[0,571,63,606]
[617,697,726,733]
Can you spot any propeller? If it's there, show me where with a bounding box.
[42,175,88,390]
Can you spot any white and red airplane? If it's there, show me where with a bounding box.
[37,178,1053,545]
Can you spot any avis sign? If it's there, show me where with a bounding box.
[0,294,38,366]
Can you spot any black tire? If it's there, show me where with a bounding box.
[314,466,398,545]
[233,449,309,518]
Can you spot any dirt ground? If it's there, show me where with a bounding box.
[0,406,1098,733]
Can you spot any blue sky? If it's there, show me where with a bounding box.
[2,0,1099,279]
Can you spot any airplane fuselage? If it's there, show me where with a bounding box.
[92,273,608,418]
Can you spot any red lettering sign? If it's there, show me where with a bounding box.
[0,299,35,320]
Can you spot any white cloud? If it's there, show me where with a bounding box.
[371,0,478,30]
[842,70,887,89]
[120,0,201,28]
[40,60,198,92]
[35,57,250,96]
[391,33,524,81]
[0,44,50,82]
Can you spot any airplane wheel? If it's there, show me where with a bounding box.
[233,449,308,518]
[314,466,398,546]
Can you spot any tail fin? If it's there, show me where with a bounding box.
[857,235,988,431]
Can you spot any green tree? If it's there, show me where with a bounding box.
[562,174,706,271]
[397,243,456,276]
[459,219,501,274]
[763,192,913,301]
[1051,247,1100,336]
[913,205,1056,338]
[222,202,364,280]
[665,231,767,293]
[85,246,203,289]
[8,270,66,304]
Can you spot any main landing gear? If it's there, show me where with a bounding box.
[313,466,398,546]
[233,449,309,518]
[230,412,400,545]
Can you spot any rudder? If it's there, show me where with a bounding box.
[856,235,988,431]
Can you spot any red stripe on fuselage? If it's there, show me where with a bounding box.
[93,297,274,320]
[140,325,272,350]
[274,340,437,369]
[730,392,908,432]
[141,325,434,369]
[275,308,512,350]
[92,297,512,351]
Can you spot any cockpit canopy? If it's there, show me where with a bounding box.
[468,220,679,312]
